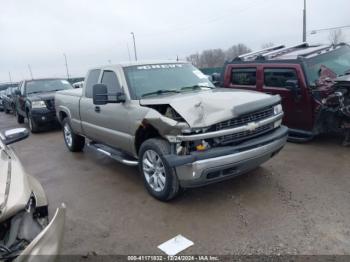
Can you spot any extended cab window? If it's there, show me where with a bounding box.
[85,69,101,98]
[101,71,122,100]
[231,68,256,86]
[264,68,298,88]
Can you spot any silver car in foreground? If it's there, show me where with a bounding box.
[0,128,65,261]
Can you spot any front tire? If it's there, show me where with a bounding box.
[28,112,39,133]
[62,118,85,152]
[139,138,180,201]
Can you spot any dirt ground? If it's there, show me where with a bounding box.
[1,112,350,255]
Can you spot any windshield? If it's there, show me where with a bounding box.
[123,63,214,99]
[305,45,350,84]
[25,79,73,94]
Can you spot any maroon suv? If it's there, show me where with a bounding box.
[222,43,350,144]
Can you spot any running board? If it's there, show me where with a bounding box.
[87,142,138,166]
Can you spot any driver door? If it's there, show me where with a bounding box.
[262,65,313,131]
[80,69,131,152]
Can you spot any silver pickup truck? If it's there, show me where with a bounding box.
[55,61,288,201]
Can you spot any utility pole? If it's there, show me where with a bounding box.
[8,72,12,83]
[130,32,138,61]
[303,0,307,42]
[63,53,70,79]
[28,64,33,79]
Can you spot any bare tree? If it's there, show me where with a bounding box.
[261,42,274,49]
[186,53,200,67]
[186,43,252,68]
[225,43,251,61]
[200,49,225,68]
[329,29,344,45]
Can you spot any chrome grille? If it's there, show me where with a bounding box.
[216,107,274,131]
[213,106,275,145]
[216,123,274,145]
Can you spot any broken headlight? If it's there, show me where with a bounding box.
[273,104,283,115]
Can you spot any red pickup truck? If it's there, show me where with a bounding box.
[222,42,350,145]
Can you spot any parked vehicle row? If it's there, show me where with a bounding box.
[0,90,5,111]
[1,86,19,114]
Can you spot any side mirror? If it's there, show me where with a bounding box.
[116,92,126,103]
[285,80,300,97]
[211,73,222,87]
[0,128,29,145]
[93,84,108,105]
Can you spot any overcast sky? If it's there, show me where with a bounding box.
[1,0,349,82]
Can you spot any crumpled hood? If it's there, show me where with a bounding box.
[27,92,55,101]
[140,88,279,128]
[0,146,32,222]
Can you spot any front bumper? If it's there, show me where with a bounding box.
[31,109,57,125]
[165,126,288,188]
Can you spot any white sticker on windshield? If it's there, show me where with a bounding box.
[137,64,183,70]
[193,70,207,79]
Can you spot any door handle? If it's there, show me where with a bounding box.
[94,106,101,113]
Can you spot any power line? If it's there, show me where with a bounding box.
[310,25,350,34]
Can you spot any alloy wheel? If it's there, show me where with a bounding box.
[63,123,73,147]
[142,149,166,192]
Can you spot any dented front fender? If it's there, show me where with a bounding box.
[15,204,66,262]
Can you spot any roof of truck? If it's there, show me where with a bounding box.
[230,42,349,63]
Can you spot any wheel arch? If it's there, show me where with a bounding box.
[134,121,161,155]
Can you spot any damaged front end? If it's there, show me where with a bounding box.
[140,92,287,187]
[318,75,350,145]
[140,91,285,157]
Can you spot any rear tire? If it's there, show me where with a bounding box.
[62,118,85,152]
[17,113,24,124]
[139,138,180,201]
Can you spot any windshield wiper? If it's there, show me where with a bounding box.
[180,85,214,91]
[142,89,180,98]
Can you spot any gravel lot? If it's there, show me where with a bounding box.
[1,112,350,255]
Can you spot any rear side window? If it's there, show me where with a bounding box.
[231,68,256,86]
[264,68,298,88]
[101,71,122,100]
[85,69,101,98]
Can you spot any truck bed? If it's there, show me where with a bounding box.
[55,88,83,134]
